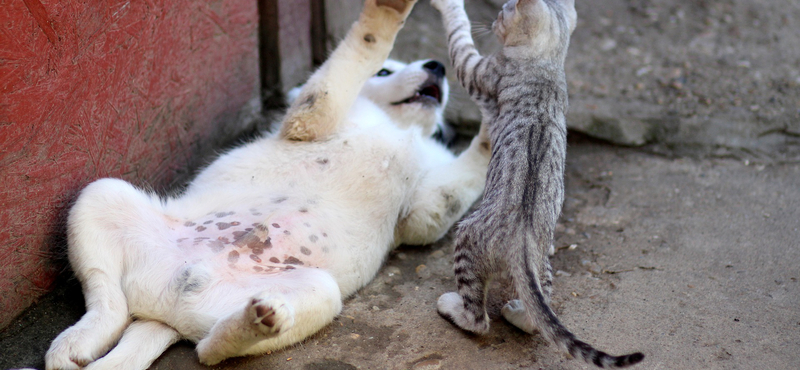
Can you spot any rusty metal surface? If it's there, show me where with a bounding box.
[0,0,259,328]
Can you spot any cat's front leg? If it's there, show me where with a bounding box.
[280,0,417,142]
[431,0,493,95]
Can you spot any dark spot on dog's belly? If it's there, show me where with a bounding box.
[216,211,235,218]
[273,196,287,204]
[302,93,316,108]
[253,266,263,272]
[216,221,240,230]
[196,226,206,232]
[177,267,206,294]
[228,250,240,263]
[272,223,280,228]
[442,191,462,218]
[309,235,318,243]
[300,246,312,255]
[204,220,213,225]
[363,33,375,43]
[184,221,196,227]
[283,230,291,235]
[207,240,225,252]
[250,254,262,263]
[284,256,304,265]
[269,257,280,264]
[233,231,272,250]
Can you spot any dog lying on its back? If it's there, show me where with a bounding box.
[45,1,491,369]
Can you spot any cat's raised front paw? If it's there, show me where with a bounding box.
[430,0,462,12]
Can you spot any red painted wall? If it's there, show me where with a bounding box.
[0,0,260,328]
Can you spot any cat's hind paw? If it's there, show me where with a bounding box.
[501,299,537,334]
[248,296,295,336]
[437,292,490,334]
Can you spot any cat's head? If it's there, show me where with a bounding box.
[493,0,577,59]
[359,59,450,137]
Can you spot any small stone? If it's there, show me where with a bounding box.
[600,38,617,51]
[429,250,445,259]
[349,333,360,340]
[415,264,431,279]
[412,359,442,370]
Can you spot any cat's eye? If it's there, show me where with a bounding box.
[376,68,393,77]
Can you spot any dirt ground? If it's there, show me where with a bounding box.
[2,0,800,369]
[2,135,798,370]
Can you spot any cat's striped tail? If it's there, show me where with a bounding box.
[506,258,644,368]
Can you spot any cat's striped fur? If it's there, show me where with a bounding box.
[432,0,644,367]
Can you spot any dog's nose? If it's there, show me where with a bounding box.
[423,60,446,78]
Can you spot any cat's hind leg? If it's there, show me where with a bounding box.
[280,0,417,141]
[83,320,180,370]
[196,268,342,365]
[437,225,492,334]
[47,178,164,370]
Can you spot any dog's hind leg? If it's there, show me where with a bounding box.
[280,0,418,141]
[196,268,342,365]
[46,178,167,370]
[84,320,180,370]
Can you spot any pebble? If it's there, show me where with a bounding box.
[415,264,431,279]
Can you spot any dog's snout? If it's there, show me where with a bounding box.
[423,60,446,78]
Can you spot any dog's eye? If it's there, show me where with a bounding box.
[376,68,393,77]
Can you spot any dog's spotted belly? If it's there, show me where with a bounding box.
[171,206,336,277]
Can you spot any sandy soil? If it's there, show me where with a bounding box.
[3,135,798,370]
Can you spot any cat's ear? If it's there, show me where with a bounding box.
[515,0,544,11]
[562,0,577,33]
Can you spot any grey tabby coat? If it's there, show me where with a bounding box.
[432,0,644,367]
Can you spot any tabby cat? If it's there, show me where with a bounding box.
[431,0,644,367]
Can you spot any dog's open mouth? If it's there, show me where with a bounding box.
[391,83,442,106]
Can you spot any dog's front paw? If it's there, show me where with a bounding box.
[364,0,417,24]
[375,0,417,15]
[249,296,295,336]
[45,328,96,370]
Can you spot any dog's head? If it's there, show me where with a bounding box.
[359,59,449,137]
[286,59,450,139]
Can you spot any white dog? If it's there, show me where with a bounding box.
[45,1,490,369]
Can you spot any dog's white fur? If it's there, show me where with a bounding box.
[45,1,490,369]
